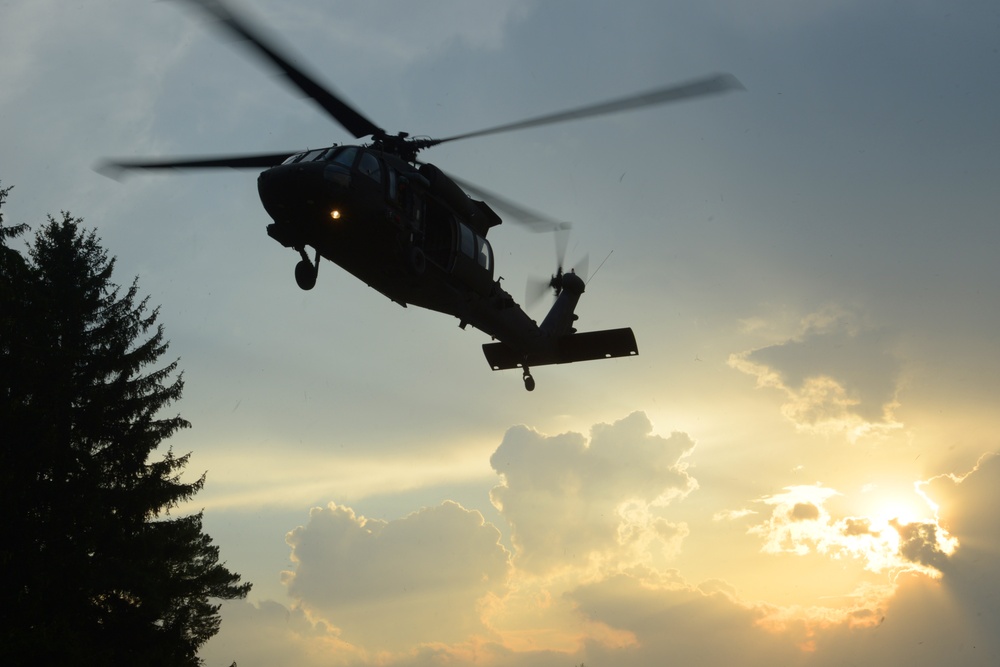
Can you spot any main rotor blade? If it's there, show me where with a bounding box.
[175,0,383,139]
[95,151,295,179]
[437,168,570,234]
[421,73,744,148]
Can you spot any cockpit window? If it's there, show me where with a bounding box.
[302,149,325,162]
[317,147,340,161]
[330,146,357,168]
[282,152,305,165]
[358,152,382,183]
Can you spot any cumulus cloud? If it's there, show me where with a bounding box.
[729,309,902,436]
[489,412,697,575]
[282,501,510,650]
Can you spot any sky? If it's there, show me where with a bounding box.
[3,0,1000,664]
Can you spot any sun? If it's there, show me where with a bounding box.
[869,501,924,529]
[857,484,934,532]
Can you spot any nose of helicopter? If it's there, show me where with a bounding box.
[257,161,350,223]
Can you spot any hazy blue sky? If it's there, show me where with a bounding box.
[3,1,1000,665]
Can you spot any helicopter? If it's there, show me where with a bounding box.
[99,0,743,391]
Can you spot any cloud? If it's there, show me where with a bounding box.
[918,453,1000,640]
[567,469,1000,667]
[267,0,531,71]
[706,0,864,33]
[804,454,1000,663]
[201,599,365,667]
[921,453,1000,554]
[203,417,1000,667]
[748,485,841,556]
[729,308,902,437]
[714,508,758,521]
[282,501,510,650]
[489,412,697,575]
[570,570,807,666]
[890,519,952,571]
[747,484,956,577]
[567,556,1000,667]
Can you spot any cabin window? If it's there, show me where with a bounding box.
[459,223,476,259]
[358,152,382,183]
[458,224,492,271]
[387,168,397,200]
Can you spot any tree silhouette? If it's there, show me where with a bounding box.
[1,193,250,665]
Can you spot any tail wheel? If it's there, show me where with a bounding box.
[523,370,535,392]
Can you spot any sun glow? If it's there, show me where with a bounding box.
[858,485,934,531]
[748,483,957,582]
[867,501,924,531]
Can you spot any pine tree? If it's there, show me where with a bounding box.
[1,199,250,665]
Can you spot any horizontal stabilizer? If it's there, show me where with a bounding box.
[483,328,638,371]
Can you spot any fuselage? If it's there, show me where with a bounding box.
[256,144,549,354]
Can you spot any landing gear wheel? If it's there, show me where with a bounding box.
[523,371,535,392]
[294,248,320,290]
[295,260,317,290]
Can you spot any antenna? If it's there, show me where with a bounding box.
[586,250,614,286]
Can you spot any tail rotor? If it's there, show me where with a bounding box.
[525,228,589,307]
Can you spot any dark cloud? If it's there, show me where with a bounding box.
[841,517,875,536]
[791,502,821,521]
[747,330,898,423]
[890,520,950,571]
[919,454,1000,645]
[730,314,902,434]
[924,454,1000,553]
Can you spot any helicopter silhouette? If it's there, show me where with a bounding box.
[99,0,743,391]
